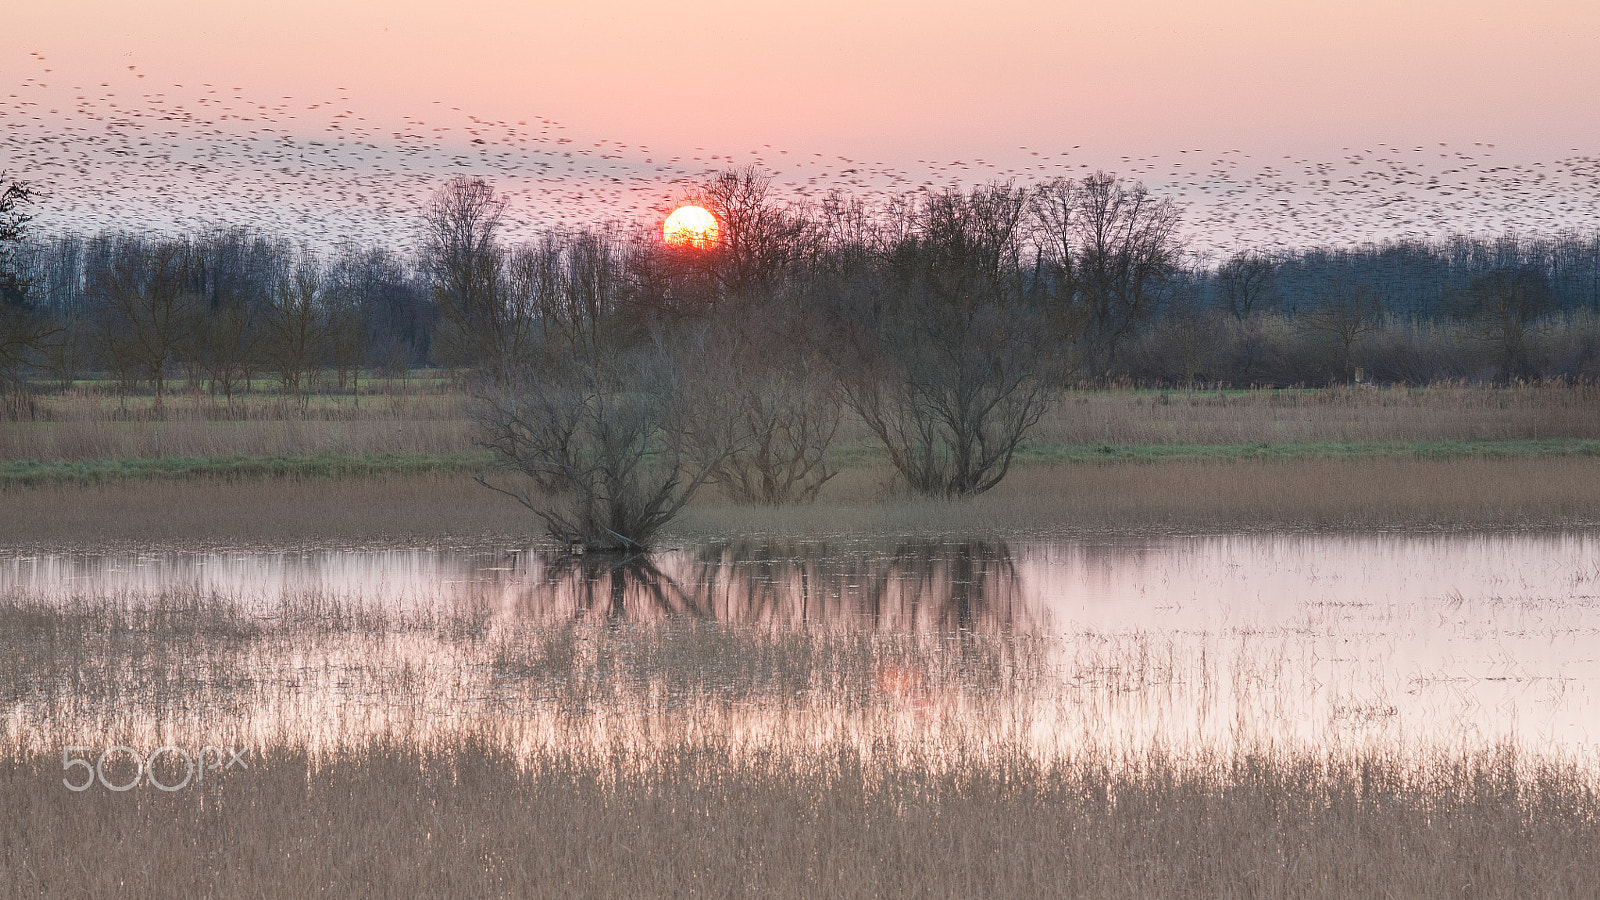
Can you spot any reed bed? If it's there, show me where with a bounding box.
[4,730,1597,898]
[5,584,1599,897]
[0,586,1045,756]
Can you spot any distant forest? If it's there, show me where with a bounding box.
[4,167,1600,403]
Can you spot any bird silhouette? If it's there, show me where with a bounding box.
[6,53,1597,256]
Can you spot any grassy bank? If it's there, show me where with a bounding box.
[8,439,1600,490]
[6,382,1600,542]
[6,381,1600,469]
[0,451,495,488]
[3,455,1599,548]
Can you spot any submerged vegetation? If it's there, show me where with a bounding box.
[4,577,1599,898]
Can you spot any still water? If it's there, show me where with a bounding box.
[4,532,1598,756]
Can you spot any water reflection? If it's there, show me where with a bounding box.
[4,532,1600,757]
[0,540,1034,633]
[496,541,1029,632]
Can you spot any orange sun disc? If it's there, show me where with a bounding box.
[663,205,720,249]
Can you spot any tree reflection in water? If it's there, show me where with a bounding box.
[527,551,704,622]
[505,540,1034,634]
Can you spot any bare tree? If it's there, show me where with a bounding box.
[41,312,91,391]
[1139,290,1226,388]
[1215,250,1276,319]
[1300,279,1383,383]
[189,228,288,405]
[1463,266,1554,382]
[701,166,817,301]
[262,254,326,407]
[424,176,534,384]
[839,183,1058,498]
[88,236,202,412]
[322,251,375,402]
[0,174,36,304]
[328,244,426,380]
[695,296,843,504]
[192,301,257,405]
[644,168,845,505]
[471,232,741,550]
[0,174,58,404]
[1033,173,1181,371]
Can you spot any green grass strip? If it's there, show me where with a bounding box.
[1012,438,1600,464]
[0,451,496,489]
[5,439,1600,489]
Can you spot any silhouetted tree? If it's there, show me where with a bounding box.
[424,176,535,383]
[839,183,1058,498]
[0,174,57,401]
[701,166,817,301]
[695,295,843,504]
[471,232,742,550]
[262,254,326,407]
[1300,279,1383,383]
[87,236,202,411]
[1215,250,1276,319]
[1034,173,1181,371]
[1463,266,1554,382]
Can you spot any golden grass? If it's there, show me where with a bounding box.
[1,384,473,463]
[4,733,1596,898]
[9,381,1600,466]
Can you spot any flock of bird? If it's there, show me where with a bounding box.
[7,51,1600,258]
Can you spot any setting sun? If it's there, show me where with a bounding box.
[663,204,719,249]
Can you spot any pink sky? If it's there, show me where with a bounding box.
[13,0,1600,164]
[7,0,1600,249]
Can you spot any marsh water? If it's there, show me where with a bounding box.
[5,532,1598,757]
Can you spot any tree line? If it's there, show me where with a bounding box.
[4,167,1600,545]
[5,169,1600,405]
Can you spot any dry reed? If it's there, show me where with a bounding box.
[1,384,472,463]
[4,732,1596,899]
[8,381,1600,467]
[6,584,1598,897]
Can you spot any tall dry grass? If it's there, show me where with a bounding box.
[0,383,474,462]
[5,583,1599,898]
[8,381,1600,466]
[4,731,1596,898]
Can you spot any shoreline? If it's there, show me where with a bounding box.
[4,454,1600,551]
